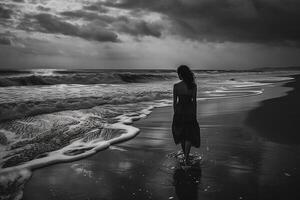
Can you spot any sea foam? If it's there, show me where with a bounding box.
[0,102,165,200]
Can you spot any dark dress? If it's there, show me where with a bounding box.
[172,93,201,148]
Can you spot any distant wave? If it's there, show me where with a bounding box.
[0,72,176,87]
[1,69,297,87]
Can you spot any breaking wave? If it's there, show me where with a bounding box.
[0,100,170,200]
[0,85,172,122]
[0,72,176,87]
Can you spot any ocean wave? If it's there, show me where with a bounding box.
[0,100,171,200]
[0,100,171,168]
[0,72,176,87]
[0,88,172,122]
[0,122,139,170]
[0,69,295,87]
[0,86,265,122]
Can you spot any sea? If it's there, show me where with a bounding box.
[0,68,299,198]
[0,68,298,172]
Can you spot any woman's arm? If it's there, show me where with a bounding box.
[173,84,178,112]
[192,85,197,114]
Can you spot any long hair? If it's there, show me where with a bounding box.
[177,65,196,90]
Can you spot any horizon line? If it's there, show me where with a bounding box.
[0,66,300,72]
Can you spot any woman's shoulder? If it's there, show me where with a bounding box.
[173,81,183,88]
[174,81,184,86]
[174,82,197,94]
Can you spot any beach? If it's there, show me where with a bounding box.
[1,0,300,199]
[21,75,300,200]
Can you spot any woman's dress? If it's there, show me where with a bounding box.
[172,94,200,147]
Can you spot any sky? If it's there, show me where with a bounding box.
[0,0,300,70]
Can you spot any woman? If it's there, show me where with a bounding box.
[172,65,200,165]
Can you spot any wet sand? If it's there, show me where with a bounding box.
[23,78,300,200]
[247,75,300,144]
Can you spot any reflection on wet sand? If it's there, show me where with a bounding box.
[173,164,202,200]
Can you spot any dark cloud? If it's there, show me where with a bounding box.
[60,10,163,38]
[12,0,24,3]
[60,10,104,21]
[83,4,108,13]
[2,0,300,46]
[0,32,21,47]
[0,5,13,19]
[114,19,163,37]
[36,5,51,12]
[33,13,119,42]
[0,37,12,46]
[94,0,300,46]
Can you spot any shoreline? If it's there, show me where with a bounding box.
[21,77,300,200]
[246,75,300,145]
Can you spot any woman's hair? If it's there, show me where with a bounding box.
[177,65,196,90]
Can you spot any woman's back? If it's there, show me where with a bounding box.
[174,81,196,105]
[175,81,196,96]
[174,81,197,117]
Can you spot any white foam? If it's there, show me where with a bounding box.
[115,100,172,124]
[109,146,127,151]
[0,100,173,174]
[0,105,150,199]
[243,76,294,83]
[0,123,139,174]
[201,88,263,101]
[231,82,271,88]
[0,129,17,143]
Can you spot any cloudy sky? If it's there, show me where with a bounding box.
[0,0,300,69]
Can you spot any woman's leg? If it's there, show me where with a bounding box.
[184,140,192,165]
[181,141,185,155]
